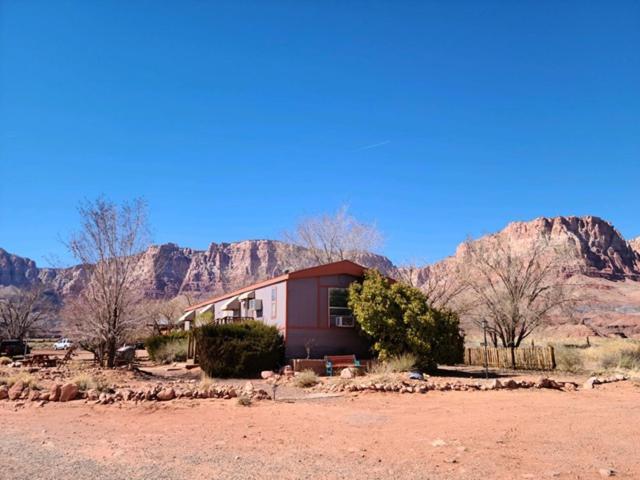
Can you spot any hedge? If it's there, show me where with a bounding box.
[194,321,285,378]
[145,331,189,362]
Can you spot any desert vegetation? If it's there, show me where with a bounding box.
[348,270,464,371]
[285,205,383,266]
[194,321,285,378]
[0,285,53,340]
[293,369,319,388]
[145,331,189,364]
[62,197,151,367]
[460,235,580,350]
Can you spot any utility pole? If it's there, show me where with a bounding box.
[482,319,489,379]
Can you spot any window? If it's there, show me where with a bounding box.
[271,287,277,319]
[328,288,354,327]
[249,298,263,318]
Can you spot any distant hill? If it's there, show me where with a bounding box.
[1,216,639,337]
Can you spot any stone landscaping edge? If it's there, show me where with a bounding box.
[0,374,629,406]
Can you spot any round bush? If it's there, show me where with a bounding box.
[194,321,285,378]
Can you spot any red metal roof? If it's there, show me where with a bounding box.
[184,260,367,312]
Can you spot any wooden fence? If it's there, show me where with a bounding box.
[464,346,556,370]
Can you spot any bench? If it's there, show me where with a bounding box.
[324,354,361,376]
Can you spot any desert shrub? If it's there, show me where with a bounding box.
[385,353,417,373]
[598,351,621,370]
[619,345,640,371]
[200,372,216,389]
[349,270,465,371]
[71,373,108,392]
[237,395,253,407]
[154,340,188,364]
[72,373,96,391]
[0,356,12,366]
[1,372,39,389]
[294,369,319,388]
[194,321,285,378]
[554,346,584,373]
[145,331,189,363]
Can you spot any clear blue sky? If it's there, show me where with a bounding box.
[1,1,638,266]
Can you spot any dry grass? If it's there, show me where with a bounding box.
[549,338,640,375]
[0,356,12,366]
[293,370,319,388]
[71,373,108,392]
[200,372,216,390]
[368,353,417,377]
[154,340,188,364]
[0,372,39,389]
[554,346,585,373]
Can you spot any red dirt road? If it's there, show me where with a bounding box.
[1,382,639,479]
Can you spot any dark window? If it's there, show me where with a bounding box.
[328,288,354,327]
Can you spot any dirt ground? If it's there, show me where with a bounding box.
[1,380,639,480]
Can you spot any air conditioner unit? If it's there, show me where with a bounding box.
[250,299,263,311]
[335,316,355,327]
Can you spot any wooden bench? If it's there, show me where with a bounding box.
[324,354,361,376]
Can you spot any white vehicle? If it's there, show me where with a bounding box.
[53,338,73,350]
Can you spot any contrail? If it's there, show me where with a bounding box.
[355,140,390,151]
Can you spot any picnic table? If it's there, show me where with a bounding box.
[23,353,58,368]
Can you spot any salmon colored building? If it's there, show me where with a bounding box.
[179,260,372,359]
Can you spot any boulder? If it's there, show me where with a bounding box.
[487,379,502,390]
[340,368,355,379]
[260,371,274,379]
[157,388,176,401]
[0,385,8,400]
[49,384,62,402]
[60,383,79,402]
[8,380,25,401]
[28,390,40,401]
[243,382,255,395]
[583,377,598,390]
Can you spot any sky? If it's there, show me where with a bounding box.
[1,1,639,267]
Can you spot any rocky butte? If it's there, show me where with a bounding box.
[1,216,639,337]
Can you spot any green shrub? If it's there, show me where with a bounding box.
[554,346,584,373]
[348,270,465,371]
[294,369,319,388]
[145,331,189,362]
[194,321,285,378]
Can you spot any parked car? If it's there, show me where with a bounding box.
[0,339,30,358]
[53,338,73,350]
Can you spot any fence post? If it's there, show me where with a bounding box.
[549,346,556,370]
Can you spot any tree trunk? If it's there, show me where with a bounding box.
[106,338,116,368]
[509,345,516,369]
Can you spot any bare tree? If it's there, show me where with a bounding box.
[144,295,191,335]
[396,261,468,313]
[460,234,578,360]
[286,205,382,265]
[0,285,52,339]
[63,198,150,367]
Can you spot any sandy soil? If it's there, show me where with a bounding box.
[1,381,639,480]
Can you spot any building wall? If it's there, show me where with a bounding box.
[212,280,287,332]
[285,274,371,359]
